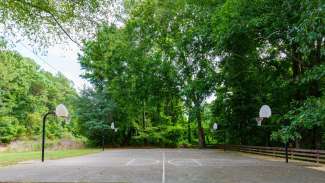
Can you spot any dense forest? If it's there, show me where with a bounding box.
[78,0,324,149]
[0,48,79,143]
[1,0,324,149]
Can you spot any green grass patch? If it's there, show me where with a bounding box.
[0,148,101,167]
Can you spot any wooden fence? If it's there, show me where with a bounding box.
[212,144,325,164]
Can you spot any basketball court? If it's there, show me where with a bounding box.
[0,149,324,183]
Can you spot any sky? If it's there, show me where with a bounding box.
[12,41,89,91]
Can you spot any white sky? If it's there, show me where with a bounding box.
[12,41,90,91]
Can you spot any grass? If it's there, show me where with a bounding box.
[0,148,101,167]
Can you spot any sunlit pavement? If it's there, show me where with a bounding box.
[0,149,325,183]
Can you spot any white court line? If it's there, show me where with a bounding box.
[126,158,135,166]
[167,160,177,166]
[192,159,202,166]
[162,151,165,183]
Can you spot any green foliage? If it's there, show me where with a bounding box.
[78,0,324,149]
[0,116,21,143]
[76,88,115,145]
[300,64,325,86]
[211,0,324,148]
[2,0,323,149]
[0,0,110,47]
[272,96,325,143]
[0,50,79,143]
[134,125,187,147]
[79,0,220,148]
[286,96,325,129]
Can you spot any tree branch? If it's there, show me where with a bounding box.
[13,0,82,48]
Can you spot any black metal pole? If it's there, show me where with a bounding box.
[223,129,226,151]
[102,130,105,151]
[42,112,54,162]
[112,130,115,147]
[285,142,288,163]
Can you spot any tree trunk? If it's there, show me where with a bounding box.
[122,128,133,146]
[308,38,322,98]
[195,105,205,148]
[291,44,303,100]
[187,110,192,143]
[313,127,321,149]
[295,139,300,148]
[142,100,145,129]
[157,103,161,125]
[292,45,302,79]
[142,100,147,145]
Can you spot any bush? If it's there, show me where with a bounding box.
[162,125,186,147]
[0,116,21,143]
[133,125,186,147]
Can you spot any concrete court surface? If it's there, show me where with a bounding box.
[0,149,325,183]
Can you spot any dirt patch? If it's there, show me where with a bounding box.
[0,144,7,152]
[4,139,85,152]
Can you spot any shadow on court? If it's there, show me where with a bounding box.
[0,149,324,183]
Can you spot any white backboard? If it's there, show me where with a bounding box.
[259,105,271,118]
[213,123,218,130]
[55,104,69,118]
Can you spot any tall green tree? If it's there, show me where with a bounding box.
[211,0,324,147]
[0,49,79,143]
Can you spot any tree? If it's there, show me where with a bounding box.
[75,0,325,148]
[211,0,324,147]
[0,49,79,143]
[76,87,116,145]
[124,0,219,147]
[0,0,121,47]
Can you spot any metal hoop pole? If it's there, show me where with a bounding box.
[42,112,54,162]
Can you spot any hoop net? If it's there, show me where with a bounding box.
[255,117,264,126]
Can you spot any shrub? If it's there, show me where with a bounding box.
[0,116,21,143]
[133,125,186,147]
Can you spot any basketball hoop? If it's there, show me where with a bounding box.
[256,105,271,126]
[255,117,264,126]
[259,105,271,118]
